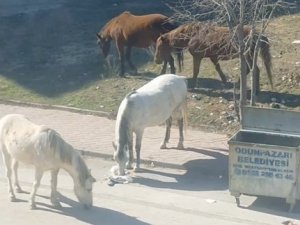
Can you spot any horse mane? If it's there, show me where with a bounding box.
[41,127,90,184]
[115,91,137,161]
[118,91,136,142]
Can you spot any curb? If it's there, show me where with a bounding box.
[81,150,186,170]
[0,99,113,119]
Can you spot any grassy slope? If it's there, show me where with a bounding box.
[0,14,299,135]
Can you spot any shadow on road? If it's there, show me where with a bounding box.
[36,194,151,225]
[133,147,229,191]
[246,196,300,221]
[133,147,300,220]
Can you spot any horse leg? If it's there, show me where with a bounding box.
[117,43,125,77]
[2,150,16,201]
[134,130,144,172]
[12,159,23,193]
[30,168,43,209]
[191,56,201,89]
[177,117,184,150]
[160,61,168,75]
[168,55,176,74]
[50,169,61,208]
[125,46,137,75]
[210,57,227,83]
[160,117,172,149]
[126,132,134,170]
[252,62,260,96]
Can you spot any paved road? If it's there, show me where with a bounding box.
[0,102,229,168]
[0,156,298,225]
[0,103,299,225]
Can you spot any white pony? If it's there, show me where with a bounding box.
[113,74,188,175]
[0,114,96,209]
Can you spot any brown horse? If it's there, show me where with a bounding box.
[97,11,179,77]
[155,22,203,73]
[154,23,272,93]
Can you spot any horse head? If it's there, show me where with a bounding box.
[155,34,172,64]
[74,156,96,209]
[96,33,111,58]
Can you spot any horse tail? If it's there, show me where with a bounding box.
[176,50,184,72]
[260,35,273,89]
[181,97,188,133]
[180,79,188,132]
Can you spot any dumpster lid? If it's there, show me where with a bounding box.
[241,107,300,136]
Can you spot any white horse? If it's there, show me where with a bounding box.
[0,114,96,209]
[113,74,188,175]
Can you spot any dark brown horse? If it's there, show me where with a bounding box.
[97,11,179,77]
[154,23,272,93]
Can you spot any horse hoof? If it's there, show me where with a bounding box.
[133,167,142,173]
[30,204,37,210]
[15,187,23,193]
[126,165,133,170]
[10,196,17,202]
[118,170,126,176]
[177,143,184,150]
[160,143,167,149]
[52,202,62,209]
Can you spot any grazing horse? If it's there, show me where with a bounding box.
[113,74,187,175]
[0,114,96,209]
[155,23,273,92]
[97,11,179,77]
[155,22,204,77]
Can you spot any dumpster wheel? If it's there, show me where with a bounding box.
[235,197,240,207]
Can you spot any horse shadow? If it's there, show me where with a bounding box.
[257,91,300,108]
[188,79,300,109]
[123,71,158,81]
[133,147,300,219]
[6,183,150,224]
[133,147,229,192]
[187,77,234,90]
[34,194,151,225]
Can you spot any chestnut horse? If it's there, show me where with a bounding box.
[97,11,179,77]
[155,22,204,78]
[155,23,272,93]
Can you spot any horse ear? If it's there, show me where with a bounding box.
[112,141,117,150]
[96,33,102,40]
